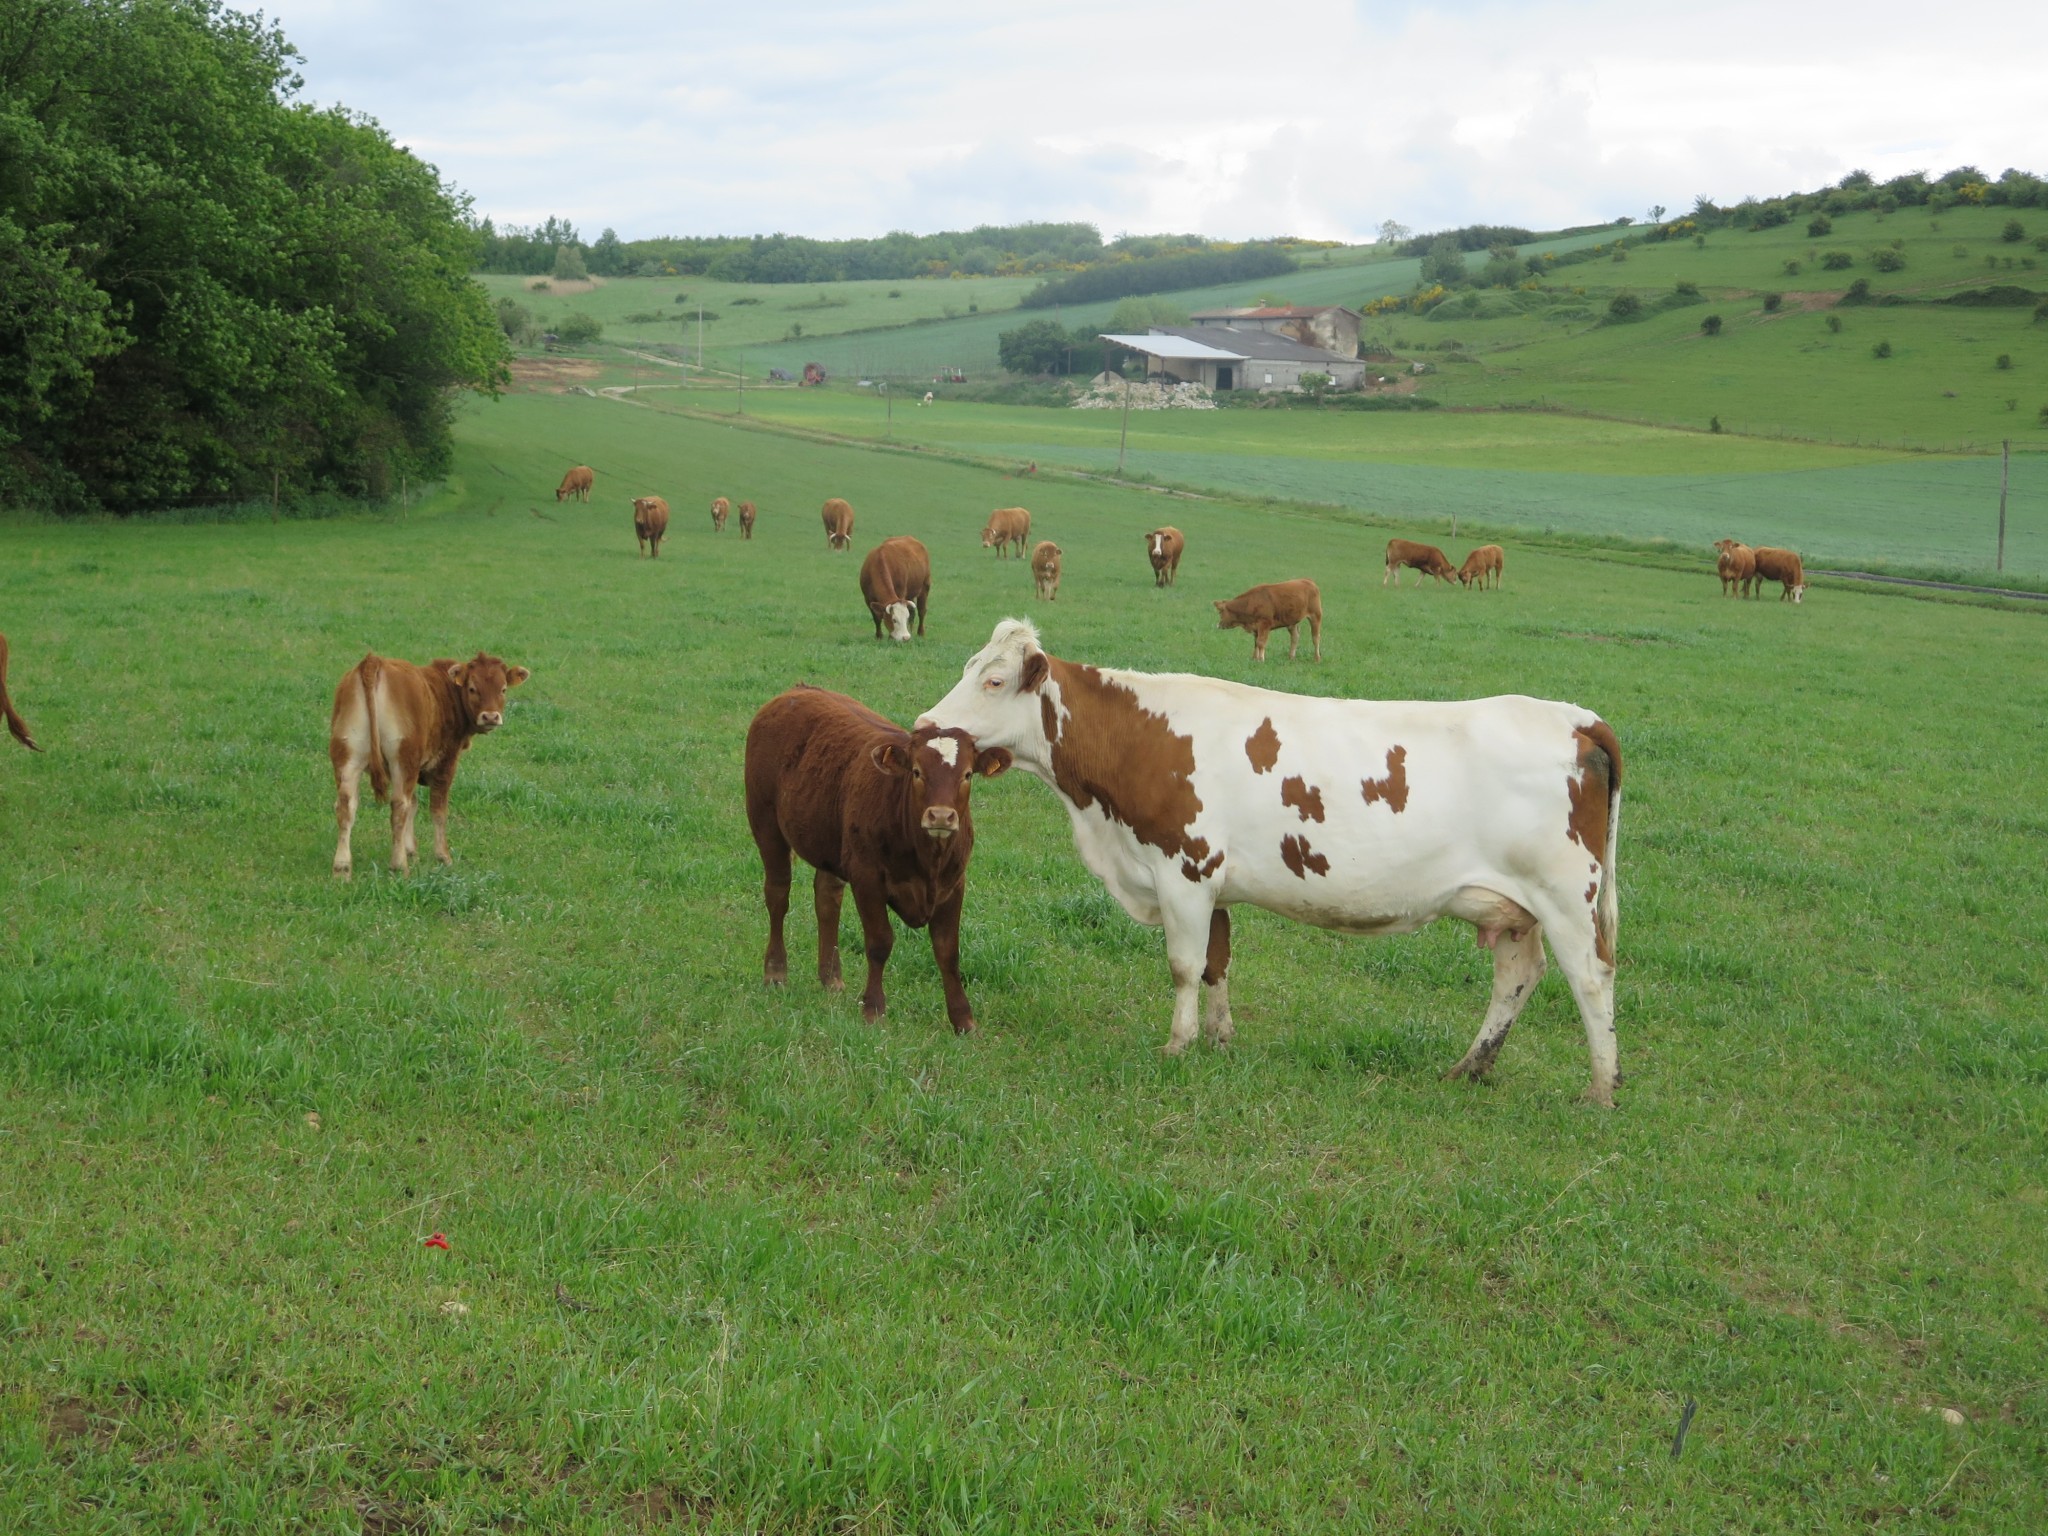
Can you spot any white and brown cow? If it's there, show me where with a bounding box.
[1752,546,1806,603]
[556,466,594,503]
[329,651,530,876]
[822,498,855,551]
[919,620,1624,1105]
[1146,527,1184,587]
[859,536,931,642]
[982,507,1031,558]
[632,495,670,557]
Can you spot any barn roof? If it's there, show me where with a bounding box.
[1148,326,1357,363]
[1097,332,1247,361]
[1189,305,1364,321]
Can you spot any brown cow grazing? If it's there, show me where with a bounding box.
[738,501,757,539]
[1457,545,1505,590]
[1031,540,1063,601]
[1146,527,1184,587]
[632,496,670,558]
[328,651,530,877]
[982,506,1031,558]
[711,496,731,533]
[556,466,594,503]
[1713,539,1757,597]
[1,633,41,752]
[1385,538,1456,587]
[1753,546,1807,603]
[860,536,932,642]
[822,497,855,551]
[1216,579,1323,661]
[745,686,1011,1033]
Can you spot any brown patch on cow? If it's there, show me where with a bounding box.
[1586,880,1599,904]
[1202,908,1231,985]
[1279,833,1330,879]
[1280,775,1325,822]
[1045,660,1205,865]
[1566,722,1622,851]
[1181,849,1225,882]
[1245,717,1281,773]
[1360,746,1409,813]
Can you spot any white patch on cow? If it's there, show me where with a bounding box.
[886,601,913,642]
[929,735,959,766]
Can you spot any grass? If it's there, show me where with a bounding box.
[3,387,2045,1532]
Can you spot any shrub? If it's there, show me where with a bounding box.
[530,280,551,293]
[1954,244,1970,258]
[1870,247,1907,272]
[730,296,761,306]
[2036,237,2048,252]
[1873,339,1892,358]
[1701,313,1723,336]
[555,312,602,344]
[2040,402,2048,424]
[1693,235,1707,248]
[1298,372,1334,404]
[2003,219,2026,243]
[1807,215,1833,237]
[888,288,902,298]
[494,297,533,343]
[1710,415,1723,433]
[1675,278,1700,296]
[1827,315,1843,333]
[1841,278,1873,303]
[968,301,978,313]
[2036,301,2048,323]
[1821,251,1854,270]
[551,243,588,282]
[673,293,689,304]
[1997,354,2013,369]
[1611,248,1629,262]
[1607,292,1642,321]
[1762,292,1784,312]
[1783,259,1802,275]
[1105,296,1190,332]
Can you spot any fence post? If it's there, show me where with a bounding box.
[1998,439,2010,572]
[1117,374,1131,478]
[271,468,279,523]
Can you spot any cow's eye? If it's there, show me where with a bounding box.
[984,675,1004,691]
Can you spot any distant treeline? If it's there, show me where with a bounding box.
[1670,165,2048,233]
[1018,246,1299,310]
[1395,225,1538,255]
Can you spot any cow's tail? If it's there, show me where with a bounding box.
[0,633,40,752]
[357,655,389,803]
[1590,719,1623,964]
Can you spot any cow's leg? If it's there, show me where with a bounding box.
[1383,562,1394,587]
[1528,895,1619,1107]
[1159,889,1216,1055]
[756,833,793,987]
[389,776,417,873]
[426,766,460,864]
[1201,907,1234,1045]
[1446,924,1546,1083]
[916,592,927,636]
[330,740,362,878]
[928,886,976,1035]
[1252,625,1269,662]
[1309,611,1323,660]
[850,883,896,1021]
[813,871,846,991]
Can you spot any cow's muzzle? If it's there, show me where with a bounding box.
[921,807,960,837]
[476,711,503,732]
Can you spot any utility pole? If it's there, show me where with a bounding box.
[1998,438,2010,571]
[697,303,703,371]
[1117,371,1132,478]
[738,355,745,417]
[884,382,892,438]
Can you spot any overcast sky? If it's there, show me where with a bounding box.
[270,0,2048,243]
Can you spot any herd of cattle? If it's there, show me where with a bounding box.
[0,469,1824,1112]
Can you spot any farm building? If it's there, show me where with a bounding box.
[1098,326,1369,394]
[1188,304,1363,358]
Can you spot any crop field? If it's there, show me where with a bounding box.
[649,390,2048,581]
[3,389,2045,1533]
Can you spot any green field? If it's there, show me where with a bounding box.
[3,388,2044,1531]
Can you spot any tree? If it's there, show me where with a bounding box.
[997,319,1075,374]
[588,227,627,275]
[553,243,589,281]
[0,0,508,510]
[1701,314,1723,336]
[1647,204,1667,225]
[1298,371,1333,405]
[1607,293,1643,321]
[1376,219,1411,245]
[1419,237,1467,288]
[555,312,603,344]
[1105,297,1189,332]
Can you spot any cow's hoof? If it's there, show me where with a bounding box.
[1580,1083,1616,1109]
[821,976,845,993]
[951,1016,978,1036]
[764,971,787,988]
[861,1004,885,1023]
[332,866,352,880]
[1160,1037,1194,1058]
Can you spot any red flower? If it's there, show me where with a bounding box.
[422,1233,450,1250]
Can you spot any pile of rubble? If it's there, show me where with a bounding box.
[1071,373,1217,411]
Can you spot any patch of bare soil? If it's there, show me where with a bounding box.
[510,356,603,393]
[525,276,603,296]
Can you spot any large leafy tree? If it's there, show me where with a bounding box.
[0,0,509,510]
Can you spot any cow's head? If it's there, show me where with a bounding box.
[981,525,999,548]
[873,597,917,643]
[918,619,1051,761]
[870,726,1010,840]
[441,652,530,733]
[1147,532,1165,559]
[1212,600,1245,631]
[829,529,851,551]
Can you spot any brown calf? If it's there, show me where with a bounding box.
[1753,546,1807,603]
[1714,539,1757,597]
[822,498,855,551]
[1,633,41,752]
[556,466,594,503]
[711,497,730,533]
[1457,545,1504,590]
[982,506,1031,558]
[1215,578,1323,661]
[860,536,932,642]
[633,496,670,557]
[1385,538,1456,587]
[738,501,757,539]
[1031,540,1063,601]
[328,651,530,877]
[745,687,1011,1032]
[1146,527,1184,587]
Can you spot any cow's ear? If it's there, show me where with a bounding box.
[1213,600,1227,612]
[975,746,1013,779]
[506,665,531,687]
[870,742,912,776]
[444,661,469,685]
[1020,651,1049,692]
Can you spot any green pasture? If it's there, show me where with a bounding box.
[654,389,2047,580]
[3,388,2044,1532]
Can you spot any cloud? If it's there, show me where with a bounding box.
[265,0,2048,240]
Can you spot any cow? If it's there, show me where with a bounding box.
[918,620,1624,1105]
[1215,580,1323,662]
[822,498,855,551]
[1385,539,1456,587]
[860,536,932,642]
[1146,527,1184,587]
[1031,541,1063,602]
[1458,545,1505,590]
[1713,539,1757,597]
[744,686,1011,1033]
[982,507,1031,558]
[632,496,670,558]
[328,651,530,878]
[1753,546,1806,603]
[556,466,594,503]
[1,633,41,752]
[921,392,935,406]
[711,497,731,533]
[738,501,757,540]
